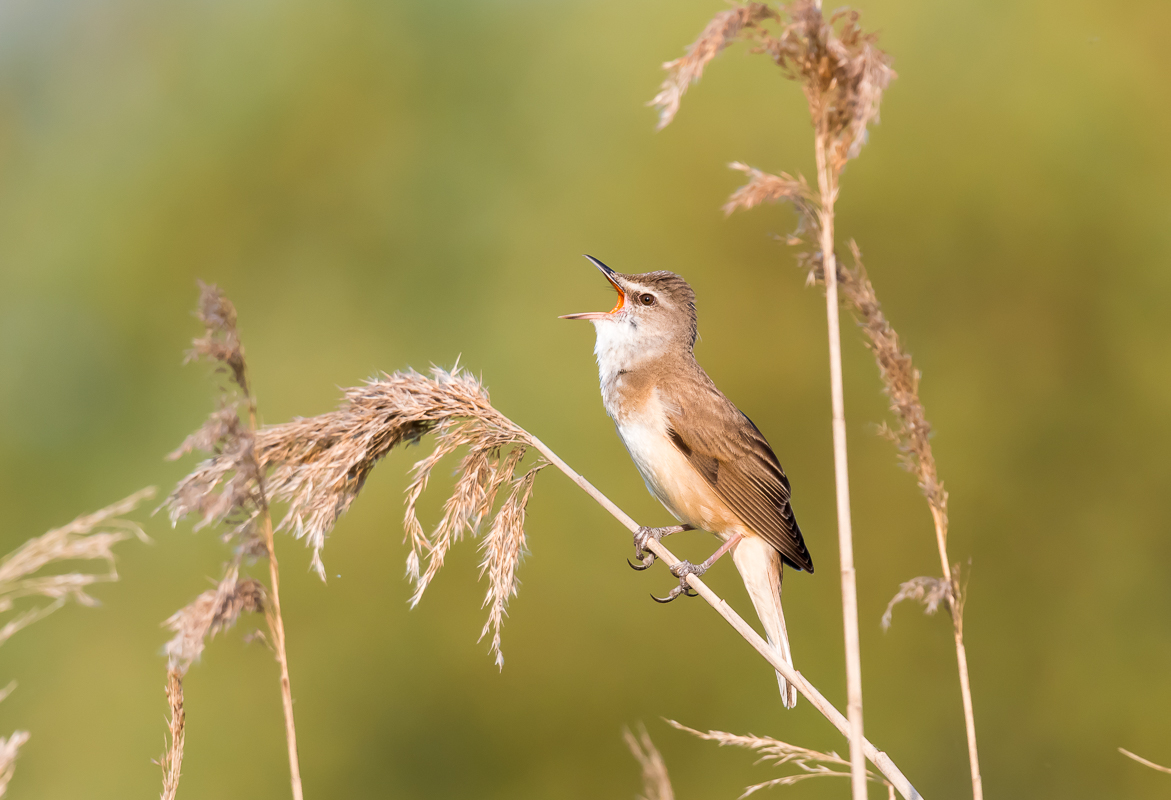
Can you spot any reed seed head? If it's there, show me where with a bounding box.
[624,724,675,800]
[653,2,894,171]
[162,567,266,674]
[0,488,154,648]
[668,720,891,797]
[0,730,29,798]
[650,3,778,130]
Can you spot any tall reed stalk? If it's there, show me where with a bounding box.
[651,3,892,795]
[0,488,153,798]
[162,283,302,799]
[648,3,984,797]
[814,102,867,800]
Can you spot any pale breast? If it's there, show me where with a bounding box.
[611,387,743,537]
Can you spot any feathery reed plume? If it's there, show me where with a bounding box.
[0,678,20,800]
[162,568,266,673]
[659,5,894,795]
[478,463,546,668]
[649,3,778,130]
[0,487,154,647]
[0,488,152,797]
[723,162,817,224]
[164,282,302,800]
[881,576,951,629]
[170,361,543,665]
[156,551,264,799]
[624,724,674,800]
[0,730,29,799]
[157,670,185,800]
[1119,748,1171,775]
[669,720,894,798]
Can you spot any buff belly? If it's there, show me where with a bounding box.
[615,417,744,539]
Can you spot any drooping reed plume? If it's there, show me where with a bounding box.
[651,2,980,798]
[0,488,153,798]
[652,3,894,796]
[171,360,546,668]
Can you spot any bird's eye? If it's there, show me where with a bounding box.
[638,293,656,306]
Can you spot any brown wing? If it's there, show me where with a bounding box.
[665,381,813,573]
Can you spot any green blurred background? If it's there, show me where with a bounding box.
[1,0,1169,797]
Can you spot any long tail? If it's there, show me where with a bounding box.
[731,535,797,708]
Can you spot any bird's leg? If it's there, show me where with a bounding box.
[651,533,744,603]
[628,524,693,571]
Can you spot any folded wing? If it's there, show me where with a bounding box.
[666,386,813,573]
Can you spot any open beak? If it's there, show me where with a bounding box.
[559,255,626,321]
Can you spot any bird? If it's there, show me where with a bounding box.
[561,254,813,707]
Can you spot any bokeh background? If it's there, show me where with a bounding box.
[1,0,1169,797]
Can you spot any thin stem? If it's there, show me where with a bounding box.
[934,509,982,800]
[525,435,922,800]
[814,134,867,800]
[250,405,304,800]
[261,513,303,800]
[1119,748,1171,775]
[953,624,981,799]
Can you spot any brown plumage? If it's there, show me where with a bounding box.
[563,256,812,706]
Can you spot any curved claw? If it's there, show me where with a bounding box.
[627,558,651,572]
[650,591,678,604]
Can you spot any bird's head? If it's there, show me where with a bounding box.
[561,255,698,366]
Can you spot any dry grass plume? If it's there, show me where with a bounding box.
[624,724,675,800]
[668,720,894,798]
[0,488,153,798]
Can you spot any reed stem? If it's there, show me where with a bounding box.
[814,131,867,800]
[525,435,920,800]
[249,405,303,800]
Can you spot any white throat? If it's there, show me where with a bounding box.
[592,317,657,383]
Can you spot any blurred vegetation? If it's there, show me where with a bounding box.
[0,0,1169,798]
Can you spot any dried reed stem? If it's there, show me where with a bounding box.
[652,4,901,797]
[624,724,675,800]
[814,114,867,800]
[158,670,185,800]
[523,435,922,800]
[1119,747,1171,775]
[254,435,303,800]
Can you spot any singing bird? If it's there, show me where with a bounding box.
[562,255,813,706]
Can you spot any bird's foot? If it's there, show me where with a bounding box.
[650,560,706,603]
[628,525,690,571]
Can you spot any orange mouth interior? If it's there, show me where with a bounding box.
[605,276,625,314]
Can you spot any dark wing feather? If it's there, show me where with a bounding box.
[665,386,813,573]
